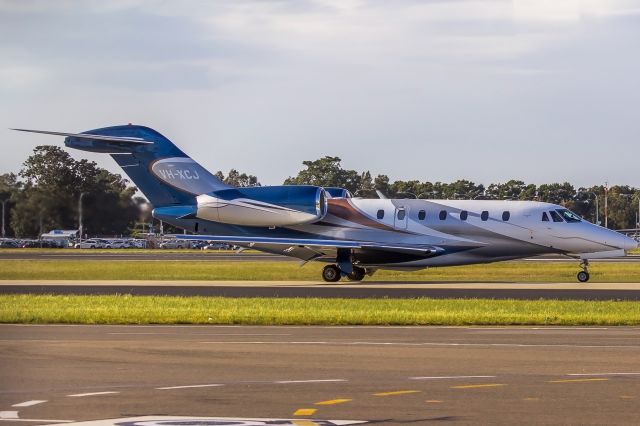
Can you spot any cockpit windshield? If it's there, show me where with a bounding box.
[556,209,582,223]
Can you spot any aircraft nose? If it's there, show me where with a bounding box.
[618,233,639,251]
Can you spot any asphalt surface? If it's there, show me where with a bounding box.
[1,325,639,425]
[2,280,640,300]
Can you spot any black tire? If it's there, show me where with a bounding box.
[577,271,590,283]
[322,265,341,282]
[347,266,366,281]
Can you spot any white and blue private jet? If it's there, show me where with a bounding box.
[14,125,638,282]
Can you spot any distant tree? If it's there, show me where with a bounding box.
[537,182,576,205]
[284,156,361,193]
[215,169,260,187]
[11,146,139,237]
[0,173,21,237]
[373,174,390,197]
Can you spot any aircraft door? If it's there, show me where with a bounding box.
[394,206,409,229]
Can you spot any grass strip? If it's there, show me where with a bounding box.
[0,260,639,282]
[1,295,639,325]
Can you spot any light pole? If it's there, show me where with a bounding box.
[579,191,599,225]
[0,198,7,238]
[78,192,85,242]
[604,182,608,229]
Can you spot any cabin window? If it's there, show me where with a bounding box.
[377,209,384,219]
[549,210,564,222]
[397,209,406,220]
[542,212,549,222]
[481,211,489,221]
[502,211,510,221]
[460,211,468,221]
[557,209,582,223]
[439,210,447,220]
[418,210,426,220]
[195,222,199,232]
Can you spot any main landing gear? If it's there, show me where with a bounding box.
[577,259,590,283]
[321,264,366,282]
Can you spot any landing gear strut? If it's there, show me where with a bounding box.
[577,259,590,283]
[322,264,341,282]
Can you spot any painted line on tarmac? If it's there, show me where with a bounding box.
[199,340,640,349]
[11,401,47,408]
[315,399,352,405]
[157,384,224,390]
[451,383,506,389]
[410,375,496,380]
[548,378,609,384]
[0,412,18,420]
[373,390,421,396]
[67,391,120,397]
[0,410,73,423]
[192,333,293,336]
[567,372,640,376]
[292,409,317,416]
[275,379,347,384]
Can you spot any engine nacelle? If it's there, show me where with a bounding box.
[196,185,327,227]
[324,187,352,198]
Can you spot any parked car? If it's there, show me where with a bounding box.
[75,239,107,249]
[104,239,128,249]
[159,239,191,249]
[0,239,20,248]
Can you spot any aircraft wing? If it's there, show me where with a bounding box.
[175,234,442,262]
[11,128,154,144]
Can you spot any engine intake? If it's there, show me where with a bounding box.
[196,185,327,227]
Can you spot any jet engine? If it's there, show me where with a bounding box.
[324,187,352,198]
[196,185,327,227]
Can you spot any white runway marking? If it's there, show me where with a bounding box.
[0,412,18,419]
[274,379,347,384]
[0,419,72,423]
[108,332,177,335]
[200,340,640,349]
[67,391,119,397]
[11,400,47,407]
[410,375,496,380]
[568,372,640,376]
[157,384,224,390]
[191,333,292,336]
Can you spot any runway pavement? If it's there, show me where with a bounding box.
[1,325,639,425]
[2,280,640,300]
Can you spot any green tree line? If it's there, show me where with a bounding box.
[1,149,638,238]
[285,156,640,230]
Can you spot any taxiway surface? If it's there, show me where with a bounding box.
[1,325,639,425]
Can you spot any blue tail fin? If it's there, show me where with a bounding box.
[52,124,229,207]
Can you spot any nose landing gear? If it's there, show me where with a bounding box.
[577,260,590,283]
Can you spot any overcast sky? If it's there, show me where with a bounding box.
[1,0,639,187]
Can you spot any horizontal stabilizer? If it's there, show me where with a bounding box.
[11,128,154,144]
